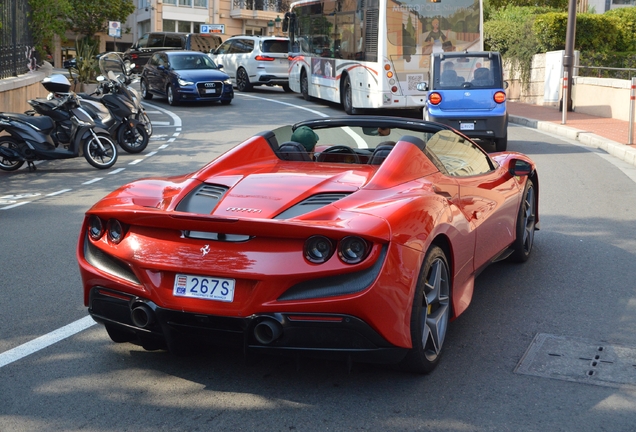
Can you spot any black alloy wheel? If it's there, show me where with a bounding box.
[400,245,451,374]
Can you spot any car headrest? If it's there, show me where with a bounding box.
[368,143,395,165]
[278,141,312,161]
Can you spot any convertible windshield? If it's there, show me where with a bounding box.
[270,119,495,175]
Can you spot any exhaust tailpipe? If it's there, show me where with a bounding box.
[131,303,155,329]
[253,319,283,345]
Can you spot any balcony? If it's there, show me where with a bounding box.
[231,0,287,20]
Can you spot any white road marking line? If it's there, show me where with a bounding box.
[129,159,143,165]
[168,138,176,142]
[152,121,171,126]
[158,144,169,149]
[0,316,96,368]
[237,94,329,117]
[142,102,182,127]
[46,189,72,197]
[108,168,125,174]
[145,151,157,157]
[82,178,103,185]
[0,202,30,210]
[172,132,180,137]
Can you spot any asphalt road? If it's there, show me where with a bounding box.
[1,88,636,431]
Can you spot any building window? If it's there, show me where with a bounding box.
[163,0,177,4]
[179,0,192,5]
[194,0,208,7]
[163,19,176,31]
[178,21,192,32]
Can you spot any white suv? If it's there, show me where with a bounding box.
[210,35,291,92]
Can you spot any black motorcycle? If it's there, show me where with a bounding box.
[0,91,118,172]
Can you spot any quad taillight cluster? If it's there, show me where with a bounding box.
[88,215,127,244]
[384,63,399,94]
[304,235,370,265]
[428,90,507,105]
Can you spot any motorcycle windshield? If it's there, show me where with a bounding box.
[99,52,126,79]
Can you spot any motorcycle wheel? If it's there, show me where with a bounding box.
[136,111,153,136]
[83,133,118,169]
[0,136,25,171]
[117,123,149,154]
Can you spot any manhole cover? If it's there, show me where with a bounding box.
[515,333,636,388]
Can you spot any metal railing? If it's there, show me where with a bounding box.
[0,0,35,79]
[577,65,636,81]
[232,0,287,13]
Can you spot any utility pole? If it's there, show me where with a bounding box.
[561,0,577,112]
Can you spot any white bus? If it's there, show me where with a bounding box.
[284,0,483,114]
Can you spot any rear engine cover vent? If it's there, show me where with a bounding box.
[176,183,229,214]
[275,193,351,219]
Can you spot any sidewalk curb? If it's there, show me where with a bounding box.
[510,115,636,167]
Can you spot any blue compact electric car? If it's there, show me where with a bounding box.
[422,51,509,151]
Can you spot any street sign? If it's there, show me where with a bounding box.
[108,21,121,38]
[200,24,225,34]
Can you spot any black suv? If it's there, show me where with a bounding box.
[124,32,223,73]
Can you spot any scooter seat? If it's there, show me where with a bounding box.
[4,112,55,131]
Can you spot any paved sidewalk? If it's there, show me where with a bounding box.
[508,101,636,167]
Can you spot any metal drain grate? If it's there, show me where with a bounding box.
[515,333,636,388]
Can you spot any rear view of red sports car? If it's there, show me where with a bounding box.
[77,116,539,374]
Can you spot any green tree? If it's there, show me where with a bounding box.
[488,0,568,9]
[28,0,72,56]
[67,0,135,42]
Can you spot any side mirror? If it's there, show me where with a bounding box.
[217,64,224,69]
[504,81,509,89]
[416,82,429,92]
[509,159,532,176]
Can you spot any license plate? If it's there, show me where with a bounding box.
[173,274,235,302]
[204,88,218,94]
[460,123,475,131]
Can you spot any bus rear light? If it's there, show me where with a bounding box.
[494,91,506,104]
[384,63,391,70]
[429,92,442,105]
[386,71,393,78]
[391,86,398,93]
[255,55,275,61]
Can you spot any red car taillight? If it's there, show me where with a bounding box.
[429,92,442,105]
[494,91,506,104]
[255,55,275,61]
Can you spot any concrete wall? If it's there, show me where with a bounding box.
[505,52,635,122]
[0,66,52,114]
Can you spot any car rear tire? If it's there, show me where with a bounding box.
[167,85,179,106]
[342,75,357,115]
[495,137,507,152]
[400,245,451,374]
[508,178,536,263]
[140,79,153,100]
[236,68,252,92]
[0,136,25,171]
[220,99,232,105]
[301,70,312,101]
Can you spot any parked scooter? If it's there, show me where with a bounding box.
[78,52,152,152]
[0,88,118,172]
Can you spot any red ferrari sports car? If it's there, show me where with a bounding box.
[77,116,539,374]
